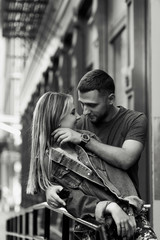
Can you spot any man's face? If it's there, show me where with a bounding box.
[78,90,112,123]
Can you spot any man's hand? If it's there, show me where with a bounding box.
[46,185,66,208]
[52,128,81,146]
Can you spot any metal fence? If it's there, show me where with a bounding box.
[6,202,108,240]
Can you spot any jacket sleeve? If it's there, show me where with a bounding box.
[65,188,100,219]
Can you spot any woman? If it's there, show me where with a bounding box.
[27,92,157,240]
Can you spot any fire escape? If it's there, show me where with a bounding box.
[2,0,49,39]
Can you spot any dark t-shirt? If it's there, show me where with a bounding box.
[76,106,147,196]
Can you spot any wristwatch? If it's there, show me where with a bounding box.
[80,133,91,147]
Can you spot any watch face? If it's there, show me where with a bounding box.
[81,134,90,144]
[83,134,90,140]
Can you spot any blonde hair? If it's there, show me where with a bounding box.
[26,92,73,194]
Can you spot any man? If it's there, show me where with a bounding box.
[46,69,147,208]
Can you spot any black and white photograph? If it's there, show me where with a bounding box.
[0,0,159,239]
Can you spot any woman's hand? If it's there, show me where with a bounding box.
[46,185,66,208]
[106,202,136,238]
[52,128,81,146]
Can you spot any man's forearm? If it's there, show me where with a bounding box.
[85,138,137,170]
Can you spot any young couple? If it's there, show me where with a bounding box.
[27,70,157,239]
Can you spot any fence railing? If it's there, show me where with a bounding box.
[6,201,108,240]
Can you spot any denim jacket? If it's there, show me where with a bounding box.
[47,130,143,218]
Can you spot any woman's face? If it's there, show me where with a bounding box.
[60,102,79,129]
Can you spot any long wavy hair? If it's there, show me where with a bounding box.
[26,92,73,194]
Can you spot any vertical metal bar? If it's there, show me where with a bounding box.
[12,217,15,240]
[96,230,101,240]
[6,219,10,240]
[11,218,13,232]
[44,208,50,239]
[62,214,70,240]
[24,212,29,240]
[6,219,10,232]
[15,216,18,233]
[33,210,38,236]
[25,212,29,235]
[19,215,23,234]
[98,225,108,240]
[17,215,20,237]
[14,217,17,234]
[15,216,18,240]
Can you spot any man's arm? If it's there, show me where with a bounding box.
[52,128,144,170]
[84,138,143,170]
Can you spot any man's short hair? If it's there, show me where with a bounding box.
[77,69,115,95]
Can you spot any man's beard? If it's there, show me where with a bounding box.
[89,110,109,125]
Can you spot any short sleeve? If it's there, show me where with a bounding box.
[125,114,147,145]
